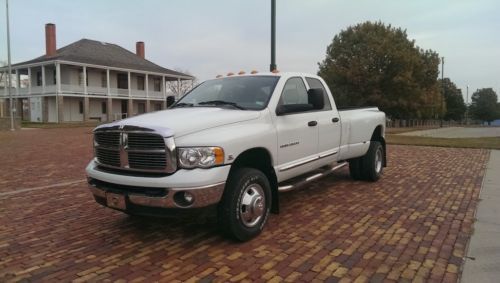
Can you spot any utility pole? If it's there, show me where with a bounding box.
[440,57,444,127]
[270,0,277,72]
[465,85,469,125]
[6,0,14,131]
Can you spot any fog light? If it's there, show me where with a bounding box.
[184,192,194,204]
[173,191,195,207]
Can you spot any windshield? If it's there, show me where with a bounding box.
[174,76,280,110]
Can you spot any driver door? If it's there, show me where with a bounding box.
[275,77,319,180]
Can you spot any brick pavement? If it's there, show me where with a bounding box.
[0,128,489,282]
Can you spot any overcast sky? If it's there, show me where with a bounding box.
[1,0,499,102]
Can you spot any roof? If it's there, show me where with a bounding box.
[10,39,193,78]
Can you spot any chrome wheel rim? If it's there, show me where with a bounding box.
[375,147,383,174]
[239,183,265,228]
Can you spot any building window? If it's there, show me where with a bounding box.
[101,72,107,88]
[36,71,42,86]
[137,76,145,90]
[138,102,146,114]
[117,73,128,89]
[79,101,83,114]
[154,78,161,92]
[101,101,107,114]
[53,69,56,84]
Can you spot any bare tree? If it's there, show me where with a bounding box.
[166,69,197,100]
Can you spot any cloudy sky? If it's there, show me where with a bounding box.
[1,0,499,102]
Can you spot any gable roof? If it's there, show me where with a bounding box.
[11,39,193,78]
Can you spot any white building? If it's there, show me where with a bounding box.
[0,23,193,123]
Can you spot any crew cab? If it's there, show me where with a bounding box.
[86,72,386,241]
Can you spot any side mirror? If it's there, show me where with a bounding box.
[166,96,176,107]
[308,88,325,110]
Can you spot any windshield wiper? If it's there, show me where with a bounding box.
[172,102,194,108]
[198,100,246,110]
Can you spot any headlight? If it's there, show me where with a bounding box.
[178,147,224,169]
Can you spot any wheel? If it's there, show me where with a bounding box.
[349,158,363,180]
[360,141,384,181]
[217,167,272,241]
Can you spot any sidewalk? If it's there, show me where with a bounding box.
[462,150,500,282]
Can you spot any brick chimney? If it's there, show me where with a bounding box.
[45,23,57,56]
[136,41,145,59]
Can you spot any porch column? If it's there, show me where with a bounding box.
[83,66,87,94]
[145,74,149,98]
[127,99,133,118]
[83,96,90,121]
[106,69,110,96]
[127,71,131,97]
[56,63,61,94]
[15,69,19,96]
[162,76,166,109]
[28,68,32,95]
[57,95,64,123]
[42,97,49,122]
[41,65,46,94]
[177,78,181,99]
[107,97,113,122]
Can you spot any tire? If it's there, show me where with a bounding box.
[360,141,384,181]
[349,158,363,180]
[217,167,272,242]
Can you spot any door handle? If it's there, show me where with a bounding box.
[332,117,340,123]
[308,121,318,127]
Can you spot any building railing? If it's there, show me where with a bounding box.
[61,84,84,93]
[1,83,166,99]
[87,86,107,95]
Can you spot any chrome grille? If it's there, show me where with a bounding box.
[95,132,120,148]
[95,147,120,167]
[128,152,167,169]
[128,133,165,149]
[94,130,172,172]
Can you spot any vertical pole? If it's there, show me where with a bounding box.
[6,0,14,130]
[177,78,181,100]
[28,68,31,95]
[270,0,277,72]
[83,66,87,94]
[440,57,444,127]
[106,69,110,96]
[466,85,469,125]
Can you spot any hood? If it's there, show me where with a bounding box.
[96,107,261,137]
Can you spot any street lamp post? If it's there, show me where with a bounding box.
[270,0,277,72]
[440,57,444,127]
[465,85,469,125]
[5,0,14,131]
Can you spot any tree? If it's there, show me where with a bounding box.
[439,78,466,121]
[166,69,197,100]
[470,88,499,125]
[318,21,441,119]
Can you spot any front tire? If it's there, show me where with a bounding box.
[217,167,271,241]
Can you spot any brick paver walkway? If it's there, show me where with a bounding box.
[0,128,489,282]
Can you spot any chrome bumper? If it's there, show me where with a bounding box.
[88,179,225,209]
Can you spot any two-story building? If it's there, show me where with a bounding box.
[0,23,193,123]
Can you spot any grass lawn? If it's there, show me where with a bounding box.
[387,134,500,149]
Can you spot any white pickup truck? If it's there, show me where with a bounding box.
[86,72,386,241]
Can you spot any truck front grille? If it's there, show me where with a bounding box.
[94,130,173,173]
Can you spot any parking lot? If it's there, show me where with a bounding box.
[0,127,489,282]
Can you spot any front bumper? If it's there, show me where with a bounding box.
[86,160,230,211]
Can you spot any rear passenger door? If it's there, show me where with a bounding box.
[305,77,341,164]
[275,77,319,179]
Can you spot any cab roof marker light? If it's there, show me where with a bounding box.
[238,71,246,75]
[250,70,258,74]
[271,69,280,74]
[216,74,223,78]
[227,72,234,76]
